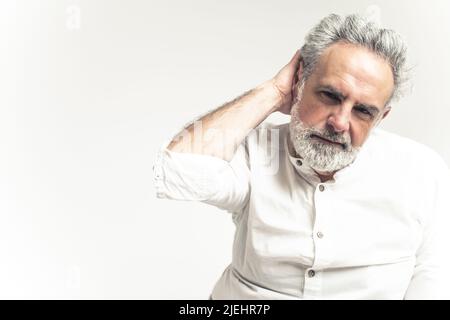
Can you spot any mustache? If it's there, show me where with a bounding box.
[307,128,351,151]
[290,102,352,151]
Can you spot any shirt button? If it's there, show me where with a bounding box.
[319,185,325,192]
[308,270,316,278]
[296,159,303,166]
[317,231,324,239]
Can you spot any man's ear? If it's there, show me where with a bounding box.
[382,106,391,120]
[292,59,304,90]
[291,62,304,103]
[374,106,391,127]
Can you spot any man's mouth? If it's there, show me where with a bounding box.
[311,134,345,149]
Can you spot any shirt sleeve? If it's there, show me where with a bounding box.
[404,161,450,300]
[153,139,251,214]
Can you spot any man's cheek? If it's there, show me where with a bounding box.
[351,132,367,148]
[302,104,328,126]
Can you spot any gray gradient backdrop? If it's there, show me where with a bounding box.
[0,0,449,299]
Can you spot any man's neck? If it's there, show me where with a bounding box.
[314,170,336,183]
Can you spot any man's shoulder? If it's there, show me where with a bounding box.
[367,128,448,172]
[245,121,289,149]
[253,120,289,133]
[369,128,438,157]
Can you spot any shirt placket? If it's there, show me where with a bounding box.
[303,181,332,299]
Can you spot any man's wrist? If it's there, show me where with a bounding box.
[256,80,284,114]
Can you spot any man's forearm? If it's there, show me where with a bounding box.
[167,80,282,161]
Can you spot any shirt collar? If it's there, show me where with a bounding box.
[284,127,368,186]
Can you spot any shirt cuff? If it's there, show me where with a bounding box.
[153,140,232,201]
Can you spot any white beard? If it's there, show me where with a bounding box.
[289,100,361,173]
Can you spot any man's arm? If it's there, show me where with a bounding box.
[154,50,302,212]
[167,50,302,162]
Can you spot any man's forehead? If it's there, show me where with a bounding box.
[311,42,394,106]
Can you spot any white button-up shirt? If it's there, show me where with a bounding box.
[154,122,450,300]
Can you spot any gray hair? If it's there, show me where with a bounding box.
[300,13,409,104]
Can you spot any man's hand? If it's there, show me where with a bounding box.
[270,49,303,115]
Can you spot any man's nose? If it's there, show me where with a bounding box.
[327,106,351,133]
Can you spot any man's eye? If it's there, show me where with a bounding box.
[321,91,340,102]
[355,107,372,117]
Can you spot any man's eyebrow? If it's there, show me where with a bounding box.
[317,85,346,100]
[317,85,382,115]
[354,103,380,116]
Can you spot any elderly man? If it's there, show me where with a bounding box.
[153,14,450,299]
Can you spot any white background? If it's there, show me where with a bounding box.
[0,0,449,299]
